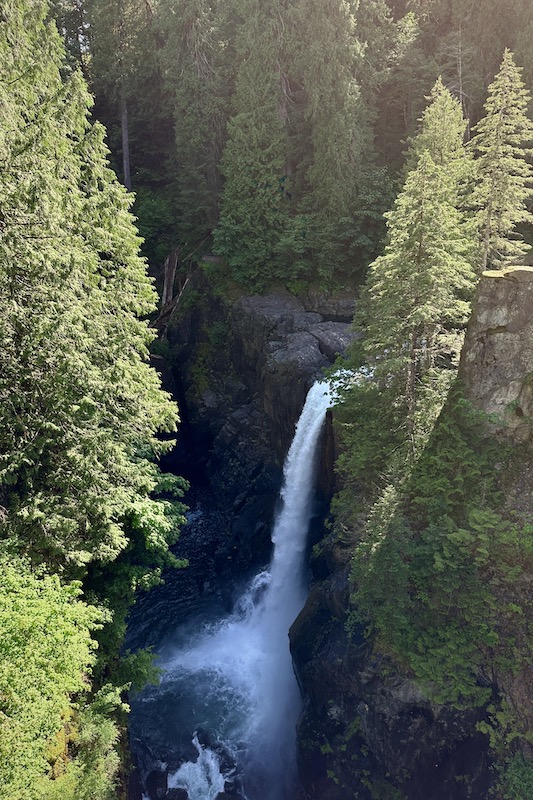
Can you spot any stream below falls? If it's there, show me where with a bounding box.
[126,380,333,800]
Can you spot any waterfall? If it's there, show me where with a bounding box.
[156,380,333,800]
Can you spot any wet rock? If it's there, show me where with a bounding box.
[300,287,357,322]
[460,265,533,747]
[195,727,213,749]
[227,292,353,461]
[145,769,168,800]
[215,794,245,800]
[165,790,188,800]
[128,766,144,800]
[262,331,329,453]
[222,775,242,795]
[164,284,350,525]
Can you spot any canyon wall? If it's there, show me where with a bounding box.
[157,269,533,799]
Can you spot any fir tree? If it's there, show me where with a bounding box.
[470,49,533,271]
[0,0,185,573]
[352,86,475,455]
[359,151,475,452]
[159,0,232,248]
[287,0,386,280]
[213,0,291,288]
[405,77,472,183]
[85,0,176,200]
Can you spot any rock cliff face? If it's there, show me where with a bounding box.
[290,530,492,800]
[165,281,357,573]
[460,266,533,755]
[460,266,533,440]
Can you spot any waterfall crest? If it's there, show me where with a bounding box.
[155,380,332,800]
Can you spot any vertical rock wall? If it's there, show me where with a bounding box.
[460,266,533,440]
[163,282,357,574]
[460,265,533,753]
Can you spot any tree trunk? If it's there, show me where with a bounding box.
[406,329,418,456]
[161,248,180,308]
[121,85,132,191]
[481,194,493,272]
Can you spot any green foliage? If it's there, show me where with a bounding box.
[333,375,404,520]
[113,649,161,693]
[35,685,126,800]
[0,5,188,796]
[0,555,113,800]
[333,48,533,760]
[372,9,440,172]
[347,382,533,710]
[497,754,533,800]
[157,0,232,248]
[213,0,293,289]
[0,0,183,571]
[84,471,187,675]
[133,185,183,267]
[47,0,91,71]
[470,50,533,271]
[408,382,503,524]
[351,82,476,457]
[404,77,473,185]
[286,0,390,281]
[52,0,533,293]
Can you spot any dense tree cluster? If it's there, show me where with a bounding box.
[50,0,533,292]
[343,53,532,477]
[0,2,186,796]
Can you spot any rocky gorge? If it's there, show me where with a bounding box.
[129,269,533,800]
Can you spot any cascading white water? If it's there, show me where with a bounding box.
[161,380,333,800]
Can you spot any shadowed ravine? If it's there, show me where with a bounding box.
[130,380,333,800]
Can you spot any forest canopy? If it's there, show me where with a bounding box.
[51,0,533,289]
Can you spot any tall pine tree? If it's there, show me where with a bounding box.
[213,0,292,288]
[469,49,533,271]
[0,0,184,573]
[352,83,475,455]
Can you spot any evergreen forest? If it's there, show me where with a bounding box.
[1,0,533,798]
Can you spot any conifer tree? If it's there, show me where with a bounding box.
[48,0,90,72]
[360,152,475,451]
[158,0,232,247]
[287,0,384,280]
[0,0,184,572]
[405,77,472,184]
[213,0,291,288]
[86,0,160,190]
[469,50,533,271]
[353,85,476,454]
